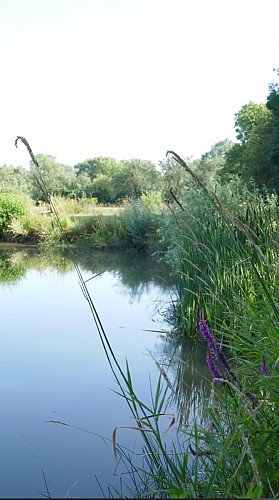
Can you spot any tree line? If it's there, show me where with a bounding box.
[1,71,278,203]
[223,71,279,190]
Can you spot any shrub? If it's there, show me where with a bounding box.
[122,193,163,249]
[0,192,30,236]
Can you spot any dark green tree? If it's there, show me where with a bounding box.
[74,157,122,202]
[196,139,234,185]
[266,71,279,176]
[113,159,163,199]
[31,155,76,199]
[160,156,198,199]
[0,165,34,196]
[74,171,93,198]
[224,102,274,188]
[74,158,100,180]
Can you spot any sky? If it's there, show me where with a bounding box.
[0,0,278,169]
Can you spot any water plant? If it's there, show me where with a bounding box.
[160,161,279,337]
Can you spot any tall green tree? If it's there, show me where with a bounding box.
[224,102,273,187]
[114,159,163,199]
[0,165,34,196]
[74,157,122,179]
[74,156,122,202]
[160,156,192,197]
[196,139,234,185]
[31,155,76,199]
[266,71,279,174]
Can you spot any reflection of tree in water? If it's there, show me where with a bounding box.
[0,245,75,285]
[0,247,28,284]
[152,333,211,426]
[0,246,174,304]
[66,247,174,302]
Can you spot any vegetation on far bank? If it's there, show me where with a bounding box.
[1,71,278,253]
[0,191,164,250]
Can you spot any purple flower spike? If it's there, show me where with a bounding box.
[261,357,270,376]
[206,352,223,383]
[199,320,215,348]
[214,341,231,372]
[199,319,234,382]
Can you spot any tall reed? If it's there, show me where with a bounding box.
[161,165,279,338]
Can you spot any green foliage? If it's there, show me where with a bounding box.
[64,213,128,248]
[194,139,234,186]
[0,193,164,250]
[0,191,30,236]
[0,250,27,284]
[0,165,34,196]
[74,156,121,180]
[266,75,279,170]
[74,157,163,203]
[74,156,122,202]
[31,154,76,199]
[160,142,233,199]
[122,193,163,249]
[91,173,114,203]
[234,102,270,144]
[224,86,279,191]
[160,155,194,197]
[160,174,279,336]
[224,102,272,184]
[114,159,163,199]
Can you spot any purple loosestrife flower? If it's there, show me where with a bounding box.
[199,319,232,379]
[206,351,223,382]
[199,319,215,349]
[214,341,232,373]
[261,356,270,376]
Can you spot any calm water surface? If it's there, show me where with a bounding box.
[0,245,207,498]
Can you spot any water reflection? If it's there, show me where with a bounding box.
[153,334,210,427]
[0,244,172,296]
[0,243,208,497]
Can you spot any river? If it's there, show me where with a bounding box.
[0,244,208,498]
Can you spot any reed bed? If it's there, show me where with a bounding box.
[16,137,279,498]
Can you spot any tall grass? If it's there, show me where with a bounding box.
[16,138,278,498]
[160,171,279,337]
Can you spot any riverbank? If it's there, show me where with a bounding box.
[0,194,165,252]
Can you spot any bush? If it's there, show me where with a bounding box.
[0,192,30,236]
[122,193,163,249]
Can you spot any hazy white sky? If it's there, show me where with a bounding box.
[0,0,278,168]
